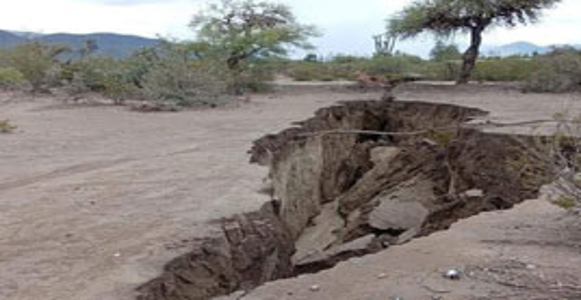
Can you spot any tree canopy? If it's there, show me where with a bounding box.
[387,0,560,83]
[388,0,560,38]
[430,41,461,62]
[190,0,319,71]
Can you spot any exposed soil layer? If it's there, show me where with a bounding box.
[136,99,552,300]
[136,202,294,300]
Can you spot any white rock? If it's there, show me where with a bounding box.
[465,189,484,198]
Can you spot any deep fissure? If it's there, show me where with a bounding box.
[136,99,552,300]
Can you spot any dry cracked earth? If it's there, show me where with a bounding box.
[1,82,581,300]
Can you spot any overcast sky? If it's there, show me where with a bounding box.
[0,0,579,57]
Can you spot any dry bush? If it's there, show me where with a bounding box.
[0,67,26,89]
[0,42,69,93]
[525,48,581,93]
[526,113,581,210]
[0,119,17,134]
[61,57,138,105]
[142,58,231,108]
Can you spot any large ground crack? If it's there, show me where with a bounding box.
[136,99,553,300]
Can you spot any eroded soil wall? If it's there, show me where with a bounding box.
[137,100,551,300]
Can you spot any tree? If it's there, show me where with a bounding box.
[79,39,99,58]
[190,0,319,72]
[430,41,461,62]
[387,0,560,84]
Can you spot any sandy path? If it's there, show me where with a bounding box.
[1,83,580,300]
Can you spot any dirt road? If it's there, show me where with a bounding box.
[1,83,579,300]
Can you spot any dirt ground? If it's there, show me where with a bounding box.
[236,199,581,300]
[1,82,580,300]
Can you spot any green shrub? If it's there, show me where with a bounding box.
[359,55,425,78]
[0,67,26,88]
[63,57,138,104]
[425,61,461,81]
[0,42,69,92]
[142,58,230,108]
[525,48,581,93]
[473,58,537,82]
[430,42,462,62]
[286,55,427,82]
[0,119,17,133]
[554,196,577,210]
[287,62,338,81]
[232,60,276,92]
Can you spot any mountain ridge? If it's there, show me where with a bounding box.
[483,41,581,57]
[0,30,158,58]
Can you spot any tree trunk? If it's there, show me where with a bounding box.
[457,26,484,85]
[227,56,242,71]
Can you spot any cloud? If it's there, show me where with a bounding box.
[81,0,185,6]
[0,0,200,38]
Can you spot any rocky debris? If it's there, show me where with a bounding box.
[367,178,432,232]
[136,202,295,300]
[292,202,344,265]
[369,201,429,232]
[294,235,377,274]
[464,189,484,198]
[251,99,551,273]
[309,284,321,292]
[369,146,400,165]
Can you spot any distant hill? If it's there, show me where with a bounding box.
[9,30,44,39]
[483,41,581,57]
[0,30,159,58]
[483,42,549,57]
[0,30,26,47]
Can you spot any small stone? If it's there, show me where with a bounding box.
[377,272,388,279]
[465,189,484,198]
[526,264,537,270]
[309,284,320,292]
[113,252,121,258]
[443,269,461,280]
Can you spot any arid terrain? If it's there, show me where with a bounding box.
[1,82,581,300]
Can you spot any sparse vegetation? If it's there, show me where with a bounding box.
[282,53,541,84]
[0,67,26,88]
[525,48,581,93]
[142,56,230,108]
[430,41,461,62]
[523,113,581,210]
[554,196,577,210]
[0,42,69,93]
[0,0,576,110]
[63,57,138,104]
[0,119,17,133]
